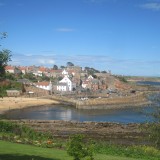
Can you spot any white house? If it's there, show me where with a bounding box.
[82,79,90,89]
[57,75,72,91]
[82,75,93,89]
[88,75,94,80]
[62,69,68,76]
[35,81,52,91]
[56,83,69,92]
[5,66,15,73]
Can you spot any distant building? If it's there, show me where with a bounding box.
[6,90,21,97]
[62,69,68,76]
[5,66,15,73]
[56,83,69,92]
[35,81,52,91]
[59,75,73,91]
[54,74,75,92]
[18,66,27,74]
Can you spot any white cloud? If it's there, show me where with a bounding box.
[8,53,160,76]
[37,58,55,65]
[10,54,55,67]
[56,28,75,32]
[140,2,160,11]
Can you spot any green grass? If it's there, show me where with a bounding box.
[0,140,141,160]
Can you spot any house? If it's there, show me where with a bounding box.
[81,75,94,89]
[6,90,21,97]
[17,78,32,85]
[14,67,22,75]
[5,66,22,75]
[55,75,73,92]
[62,69,68,76]
[35,81,52,91]
[88,75,94,80]
[56,83,69,92]
[5,66,15,73]
[18,66,26,74]
[91,79,99,91]
[50,69,62,78]
[82,79,90,89]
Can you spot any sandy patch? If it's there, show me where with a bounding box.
[0,97,60,114]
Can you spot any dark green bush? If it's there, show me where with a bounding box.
[67,134,94,160]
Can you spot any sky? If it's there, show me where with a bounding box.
[0,0,160,76]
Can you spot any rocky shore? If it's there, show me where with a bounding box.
[9,120,148,145]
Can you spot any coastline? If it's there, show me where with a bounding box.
[0,97,60,114]
[0,92,152,115]
[9,119,147,145]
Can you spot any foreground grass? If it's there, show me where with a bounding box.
[0,140,141,160]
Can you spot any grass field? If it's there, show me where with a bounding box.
[0,140,142,160]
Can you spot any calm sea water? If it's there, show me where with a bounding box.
[137,81,160,86]
[5,81,160,124]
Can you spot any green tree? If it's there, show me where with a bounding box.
[0,32,12,79]
[53,64,58,70]
[60,65,65,69]
[67,62,74,67]
[0,49,12,79]
[67,134,94,160]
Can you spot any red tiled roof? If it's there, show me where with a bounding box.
[5,66,14,70]
[50,69,62,73]
[19,66,26,71]
[38,67,46,72]
[36,81,50,86]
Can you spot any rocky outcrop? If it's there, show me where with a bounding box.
[10,120,148,145]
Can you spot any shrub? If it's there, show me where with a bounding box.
[66,134,94,160]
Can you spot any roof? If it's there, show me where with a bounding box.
[38,67,46,72]
[50,69,62,73]
[36,81,51,86]
[17,79,31,84]
[5,66,14,70]
[18,66,26,71]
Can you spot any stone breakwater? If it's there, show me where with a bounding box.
[52,92,151,109]
[9,120,148,145]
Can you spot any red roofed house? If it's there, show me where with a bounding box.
[18,66,27,74]
[5,66,15,73]
[35,81,52,91]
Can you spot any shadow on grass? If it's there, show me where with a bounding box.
[0,154,60,160]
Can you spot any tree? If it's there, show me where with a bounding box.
[67,62,74,67]
[0,32,12,79]
[84,66,100,75]
[67,134,94,160]
[0,49,12,78]
[60,65,65,69]
[53,64,58,70]
[101,70,107,73]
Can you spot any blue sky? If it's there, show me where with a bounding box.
[0,0,160,76]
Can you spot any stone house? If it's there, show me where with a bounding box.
[6,90,21,97]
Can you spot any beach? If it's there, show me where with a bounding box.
[0,97,60,114]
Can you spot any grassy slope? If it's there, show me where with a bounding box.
[0,140,142,160]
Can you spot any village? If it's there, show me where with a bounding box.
[4,63,136,97]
